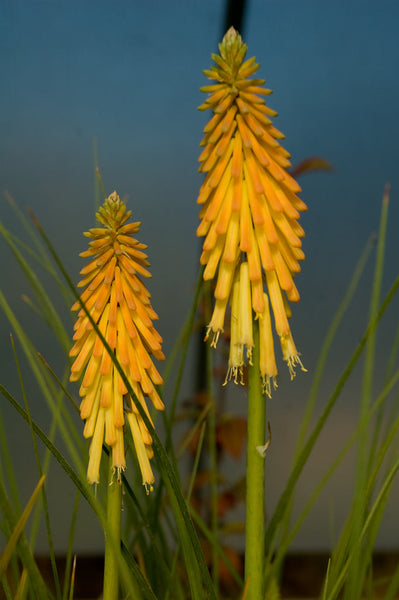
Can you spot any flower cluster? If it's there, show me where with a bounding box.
[197,27,307,396]
[70,192,164,490]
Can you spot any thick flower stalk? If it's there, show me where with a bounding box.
[69,191,164,491]
[197,27,307,395]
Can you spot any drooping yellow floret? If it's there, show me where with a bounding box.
[70,191,164,490]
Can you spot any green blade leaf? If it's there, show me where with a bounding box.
[0,475,45,579]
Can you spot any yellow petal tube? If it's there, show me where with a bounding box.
[197,27,307,393]
[70,191,164,488]
[258,293,278,398]
[238,261,254,364]
[280,330,307,381]
[224,275,244,386]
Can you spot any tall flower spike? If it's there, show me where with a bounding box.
[70,191,165,491]
[197,27,307,392]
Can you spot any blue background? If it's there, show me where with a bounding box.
[1,0,399,552]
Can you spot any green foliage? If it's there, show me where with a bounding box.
[0,185,399,600]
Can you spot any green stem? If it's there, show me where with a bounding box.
[103,461,122,600]
[204,283,219,592]
[245,320,266,600]
[207,358,219,592]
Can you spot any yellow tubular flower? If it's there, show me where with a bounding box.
[197,27,307,391]
[224,261,254,387]
[224,274,244,386]
[70,191,164,491]
[258,293,278,398]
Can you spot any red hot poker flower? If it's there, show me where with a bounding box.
[70,191,164,490]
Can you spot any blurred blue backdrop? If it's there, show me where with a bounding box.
[1,0,399,552]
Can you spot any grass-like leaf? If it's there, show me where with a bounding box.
[0,218,71,354]
[0,473,51,599]
[0,384,154,600]
[325,453,399,600]
[0,475,45,579]
[31,211,218,599]
[10,334,62,600]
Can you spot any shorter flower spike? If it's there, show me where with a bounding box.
[197,28,307,393]
[70,191,165,491]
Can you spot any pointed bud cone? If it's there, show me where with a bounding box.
[70,191,164,487]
